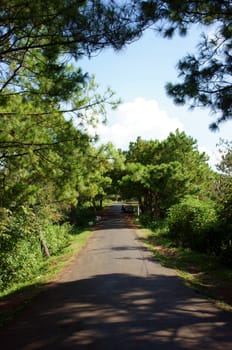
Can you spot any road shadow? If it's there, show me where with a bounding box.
[1,273,232,350]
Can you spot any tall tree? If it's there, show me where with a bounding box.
[0,54,119,215]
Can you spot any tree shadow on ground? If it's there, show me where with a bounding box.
[1,273,232,350]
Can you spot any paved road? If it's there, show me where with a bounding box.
[1,204,232,349]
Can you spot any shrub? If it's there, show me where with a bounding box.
[0,207,72,291]
[44,223,71,255]
[0,208,43,289]
[167,196,218,252]
[139,213,154,228]
[74,207,96,227]
[209,221,232,266]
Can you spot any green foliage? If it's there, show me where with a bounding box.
[74,207,97,228]
[139,212,154,229]
[0,209,43,289]
[139,214,169,236]
[120,131,213,218]
[167,196,218,251]
[43,223,71,256]
[209,223,232,267]
[0,208,72,291]
[140,0,232,128]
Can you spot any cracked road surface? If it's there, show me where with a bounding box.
[1,204,232,349]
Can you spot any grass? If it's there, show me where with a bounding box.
[136,222,232,312]
[0,227,93,327]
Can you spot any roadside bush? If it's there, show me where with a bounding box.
[74,207,96,227]
[0,208,43,289]
[139,213,154,228]
[0,207,72,291]
[44,223,71,255]
[209,221,232,267]
[220,239,232,267]
[167,196,218,252]
[139,213,168,234]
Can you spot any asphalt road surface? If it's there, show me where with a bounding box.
[1,204,232,349]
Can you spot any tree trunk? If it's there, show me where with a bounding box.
[40,237,50,258]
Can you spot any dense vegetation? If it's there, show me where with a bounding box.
[0,0,231,292]
[116,135,232,266]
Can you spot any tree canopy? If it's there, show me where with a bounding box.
[119,131,213,218]
[140,0,232,129]
[1,0,231,128]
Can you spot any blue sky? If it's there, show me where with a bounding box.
[79,25,231,167]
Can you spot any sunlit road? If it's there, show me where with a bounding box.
[1,204,232,349]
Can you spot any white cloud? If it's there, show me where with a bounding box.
[90,97,184,149]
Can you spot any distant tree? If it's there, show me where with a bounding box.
[120,131,213,218]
